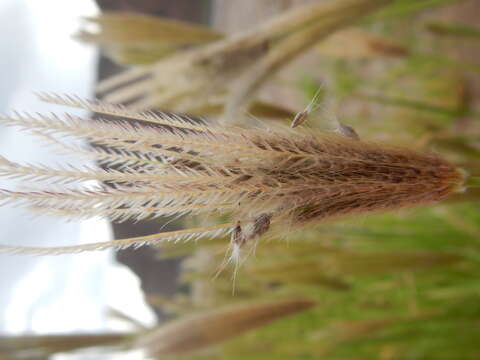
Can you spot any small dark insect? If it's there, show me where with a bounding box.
[231,221,246,247]
[291,87,359,141]
[291,110,309,129]
[291,88,323,128]
[0,94,465,262]
[336,121,359,140]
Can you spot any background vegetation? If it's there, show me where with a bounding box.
[2,0,480,359]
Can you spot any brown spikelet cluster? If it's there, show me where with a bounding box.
[0,94,464,255]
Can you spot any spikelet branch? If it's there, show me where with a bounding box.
[0,155,251,187]
[0,178,264,213]
[37,92,239,137]
[0,223,233,255]
[5,101,415,168]
[36,201,234,222]
[0,111,268,165]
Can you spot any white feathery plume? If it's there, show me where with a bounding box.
[0,95,465,256]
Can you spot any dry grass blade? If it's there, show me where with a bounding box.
[0,333,132,357]
[135,298,314,356]
[316,27,409,58]
[313,313,434,356]
[249,250,463,285]
[77,12,221,65]
[78,12,222,46]
[313,317,400,356]
[327,250,463,275]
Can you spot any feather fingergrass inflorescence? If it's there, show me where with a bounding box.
[0,94,465,256]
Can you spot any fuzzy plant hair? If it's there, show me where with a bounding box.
[0,94,465,256]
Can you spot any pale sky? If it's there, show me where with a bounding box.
[0,0,156,337]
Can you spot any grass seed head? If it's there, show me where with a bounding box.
[0,94,465,255]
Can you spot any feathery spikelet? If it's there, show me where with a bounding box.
[0,94,465,255]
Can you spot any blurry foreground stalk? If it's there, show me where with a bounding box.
[136,298,314,357]
[0,333,133,359]
[0,298,313,359]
